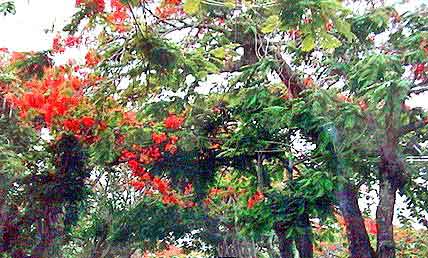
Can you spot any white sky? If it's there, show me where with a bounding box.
[0,0,75,51]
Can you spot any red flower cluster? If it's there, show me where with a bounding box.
[325,21,334,32]
[152,132,167,144]
[303,76,314,87]
[76,0,105,14]
[63,116,104,144]
[52,35,82,54]
[85,50,101,67]
[63,116,96,133]
[164,114,185,129]
[183,183,193,195]
[415,63,426,78]
[247,191,264,209]
[52,35,65,54]
[364,218,378,235]
[336,93,353,103]
[164,142,177,154]
[358,99,368,111]
[151,132,178,154]
[155,0,183,20]
[124,131,194,208]
[166,0,182,4]
[107,0,130,32]
[151,132,179,154]
[10,69,83,127]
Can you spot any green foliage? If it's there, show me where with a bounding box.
[0,1,15,16]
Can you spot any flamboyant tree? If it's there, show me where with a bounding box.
[1,0,428,257]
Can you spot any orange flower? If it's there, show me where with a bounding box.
[415,63,425,77]
[164,114,184,129]
[152,132,168,144]
[164,143,177,154]
[85,50,100,67]
[169,135,179,144]
[130,180,145,190]
[81,116,95,127]
[184,183,193,195]
[364,218,378,235]
[127,159,140,171]
[325,22,334,32]
[358,100,368,111]
[63,119,81,133]
[303,76,314,87]
[247,191,264,209]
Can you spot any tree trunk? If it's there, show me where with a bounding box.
[295,212,313,258]
[376,175,397,258]
[335,183,375,258]
[274,223,294,258]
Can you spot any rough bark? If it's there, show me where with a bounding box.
[376,174,397,258]
[274,222,295,258]
[375,87,407,258]
[336,183,376,258]
[295,212,314,258]
[376,142,404,258]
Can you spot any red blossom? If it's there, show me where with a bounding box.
[325,22,334,32]
[110,0,125,10]
[64,35,81,47]
[148,146,162,160]
[164,143,177,154]
[130,180,145,190]
[303,76,314,87]
[132,166,146,177]
[164,114,184,130]
[247,191,264,209]
[11,69,83,127]
[85,50,100,67]
[140,172,151,181]
[10,52,26,62]
[153,177,169,194]
[63,119,81,133]
[364,218,378,235]
[169,135,179,144]
[208,188,222,197]
[121,150,136,160]
[165,0,182,4]
[184,183,193,195]
[52,35,65,53]
[98,121,108,131]
[415,63,425,77]
[128,159,140,171]
[81,116,95,127]
[152,132,168,144]
[358,100,368,111]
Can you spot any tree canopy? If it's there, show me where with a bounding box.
[1,0,428,257]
